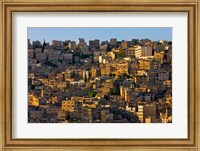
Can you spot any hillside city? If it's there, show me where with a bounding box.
[28,37,172,123]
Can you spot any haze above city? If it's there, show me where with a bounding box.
[28,27,172,43]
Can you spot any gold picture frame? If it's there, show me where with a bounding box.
[0,0,199,150]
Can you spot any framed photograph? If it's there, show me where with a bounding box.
[0,0,199,150]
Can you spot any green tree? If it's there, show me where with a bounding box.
[112,87,120,95]
[117,49,126,58]
[88,90,97,97]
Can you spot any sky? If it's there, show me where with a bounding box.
[28,27,172,44]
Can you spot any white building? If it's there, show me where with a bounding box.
[126,46,141,58]
[99,55,103,63]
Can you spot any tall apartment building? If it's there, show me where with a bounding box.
[136,102,156,123]
[141,46,152,56]
[52,40,62,47]
[126,46,142,58]
[89,39,100,51]
[110,38,117,48]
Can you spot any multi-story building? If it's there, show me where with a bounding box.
[28,39,33,49]
[52,40,62,47]
[35,51,46,62]
[131,39,140,45]
[90,66,100,78]
[28,50,34,59]
[110,38,117,48]
[93,50,106,57]
[63,53,73,63]
[107,51,116,60]
[120,41,128,50]
[28,93,39,106]
[29,110,43,122]
[115,62,129,75]
[78,38,85,46]
[100,41,109,50]
[82,108,93,122]
[32,40,42,49]
[57,110,67,122]
[101,109,113,123]
[136,102,156,123]
[47,50,60,61]
[126,46,142,58]
[89,39,100,51]
[158,71,169,81]
[69,41,76,50]
[56,81,67,89]
[80,45,89,54]
[62,99,75,112]
[138,59,152,70]
[100,64,111,76]
[154,52,164,64]
[141,46,152,56]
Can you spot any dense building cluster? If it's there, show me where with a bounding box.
[28,37,172,123]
